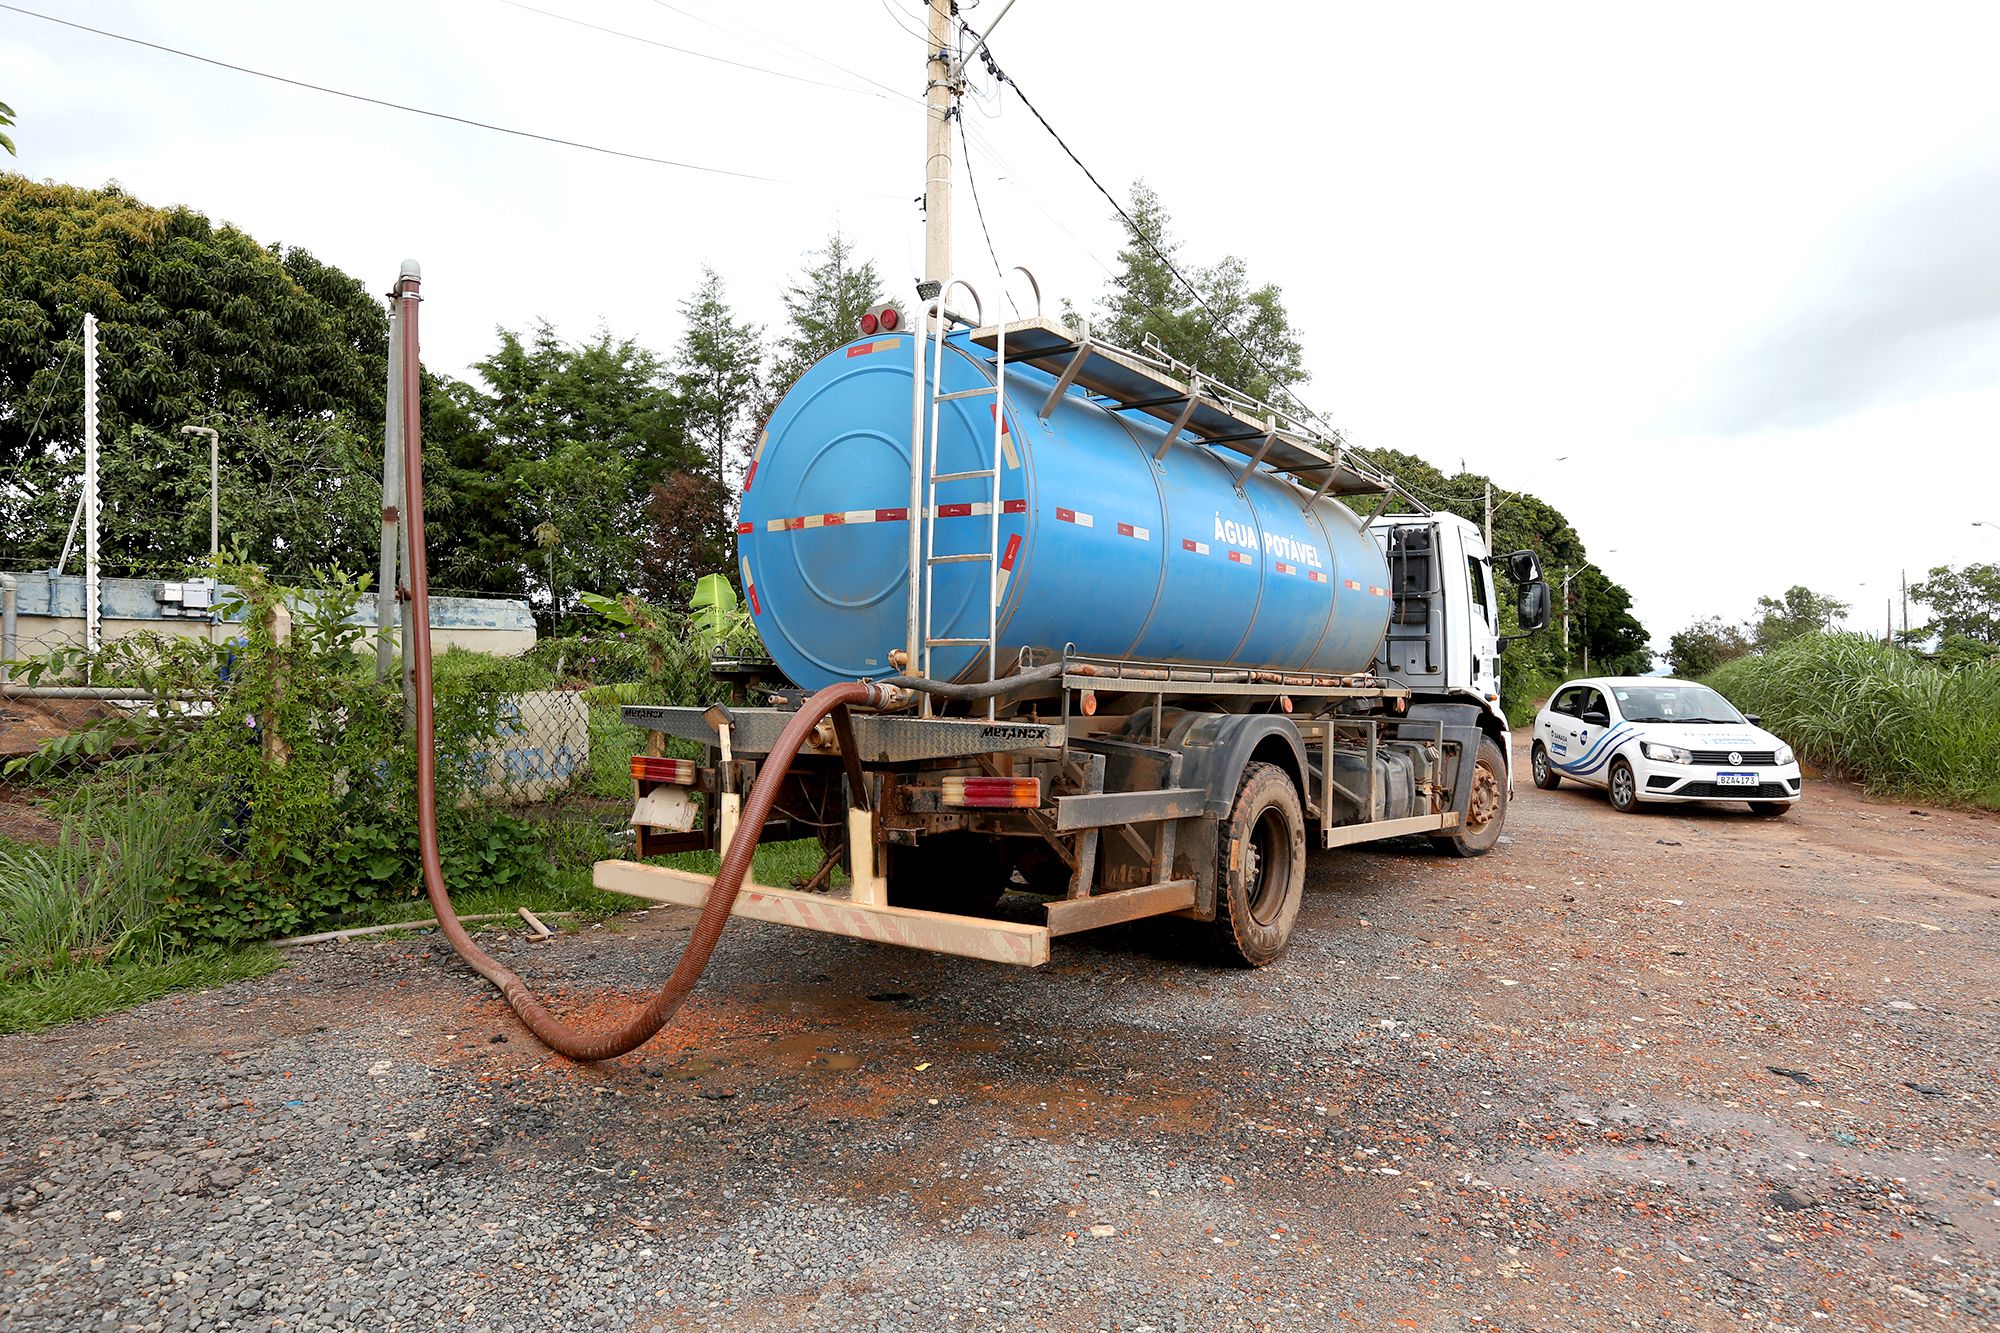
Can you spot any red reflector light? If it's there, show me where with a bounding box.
[630,756,696,784]
[941,775,1040,808]
[878,305,899,331]
[858,312,879,336]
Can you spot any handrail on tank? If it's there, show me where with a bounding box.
[1003,265,1042,320]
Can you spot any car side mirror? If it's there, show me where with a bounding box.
[1582,710,1610,727]
[1515,581,1550,633]
[1744,714,1761,726]
[1505,549,1543,583]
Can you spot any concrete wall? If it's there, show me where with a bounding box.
[5,572,536,659]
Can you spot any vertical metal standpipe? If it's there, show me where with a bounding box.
[393,262,421,728]
[81,313,100,663]
[377,292,405,683]
[0,573,17,687]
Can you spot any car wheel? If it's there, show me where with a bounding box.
[1530,741,1561,790]
[1747,801,1791,817]
[1607,758,1641,813]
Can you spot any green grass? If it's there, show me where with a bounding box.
[1706,632,2000,810]
[0,947,283,1034]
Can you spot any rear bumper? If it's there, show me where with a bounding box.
[593,859,1051,966]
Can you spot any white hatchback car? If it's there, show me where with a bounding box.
[1531,677,1802,815]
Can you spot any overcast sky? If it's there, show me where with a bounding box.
[9,0,1999,650]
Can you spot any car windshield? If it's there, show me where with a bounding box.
[1611,684,1746,724]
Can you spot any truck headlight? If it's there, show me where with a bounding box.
[1641,741,1693,765]
[1775,743,1794,766]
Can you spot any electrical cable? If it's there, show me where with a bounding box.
[646,0,914,106]
[956,110,1005,287]
[978,43,1417,486]
[495,0,905,103]
[0,2,897,196]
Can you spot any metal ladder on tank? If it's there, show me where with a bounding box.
[905,277,1012,720]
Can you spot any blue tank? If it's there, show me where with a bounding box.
[737,329,1392,691]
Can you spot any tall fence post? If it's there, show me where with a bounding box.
[377,289,404,683]
[393,261,422,731]
[81,313,101,662]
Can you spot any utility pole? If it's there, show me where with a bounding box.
[921,0,955,286]
[1483,480,1493,551]
[82,313,100,659]
[1900,569,1908,648]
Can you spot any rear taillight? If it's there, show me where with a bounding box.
[858,311,879,335]
[631,756,697,784]
[878,305,899,331]
[942,775,1040,808]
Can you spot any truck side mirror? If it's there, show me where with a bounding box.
[1505,549,1542,584]
[1516,581,1550,633]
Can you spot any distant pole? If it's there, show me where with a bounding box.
[178,425,220,561]
[392,261,422,729]
[82,313,100,659]
[1900,569,1908,647]
[922,0,955,285]
[1483,481,1493,551]
[1885,598,1892,644]
[377,291,404,683]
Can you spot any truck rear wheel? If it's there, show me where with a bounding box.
[887,834,1011,915]
[1208,762,1305,968]
[1435,735,1508,858]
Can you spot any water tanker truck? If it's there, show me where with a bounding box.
[595,295,1551,967]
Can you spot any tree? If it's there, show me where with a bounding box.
[1668,617,1753,678]
[0,176,388,569]
[1080,181,1308,403]
[672,265,762,499]
[763,231,886,417]
[1753,585,1850,649]
[1910,563,2000,645]
[0,101,16,157]
[638,471,734,604]
[444,322,693,616]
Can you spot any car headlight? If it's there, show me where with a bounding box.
[1641,741,1693,765]
[1775,743,1794,766]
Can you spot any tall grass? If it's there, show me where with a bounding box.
[1706,632,2000,810]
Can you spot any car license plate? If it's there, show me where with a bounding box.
[1715,771,1759,787]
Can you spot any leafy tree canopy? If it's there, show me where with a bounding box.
[1667,615,1752,679]
[1911,562,2000,646]
[1079,181,1307,403]
[765,231,885,404]
[0,175,385,473]
[1754,585,1850,649]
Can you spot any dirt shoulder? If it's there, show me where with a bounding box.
[1,743,1993,1330]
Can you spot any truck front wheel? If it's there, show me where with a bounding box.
[1208,762,1306,968]
[1435,735,1509,858]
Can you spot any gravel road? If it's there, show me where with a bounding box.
[3,743,1995,1331]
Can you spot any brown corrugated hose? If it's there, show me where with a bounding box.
[395,276,890,1061]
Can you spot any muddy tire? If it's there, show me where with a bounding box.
[887,834,1011,914]
[1607,757,1641,813]
[1530,741,1561,790]
[1207,762,1306,968]
[1747,801,1791,817]
[1436,734,1509,858]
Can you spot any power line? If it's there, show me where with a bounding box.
[955,110,1004,287]
[978,41,1401,475]
[0,2,897,196]
[646,0,915,106]
[494,0,904,104]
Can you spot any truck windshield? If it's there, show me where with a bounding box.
[1612,684,1746,724]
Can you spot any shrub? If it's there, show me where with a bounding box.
[1706,632,2000,810]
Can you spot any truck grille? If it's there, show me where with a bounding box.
[1690,749,1778,765]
